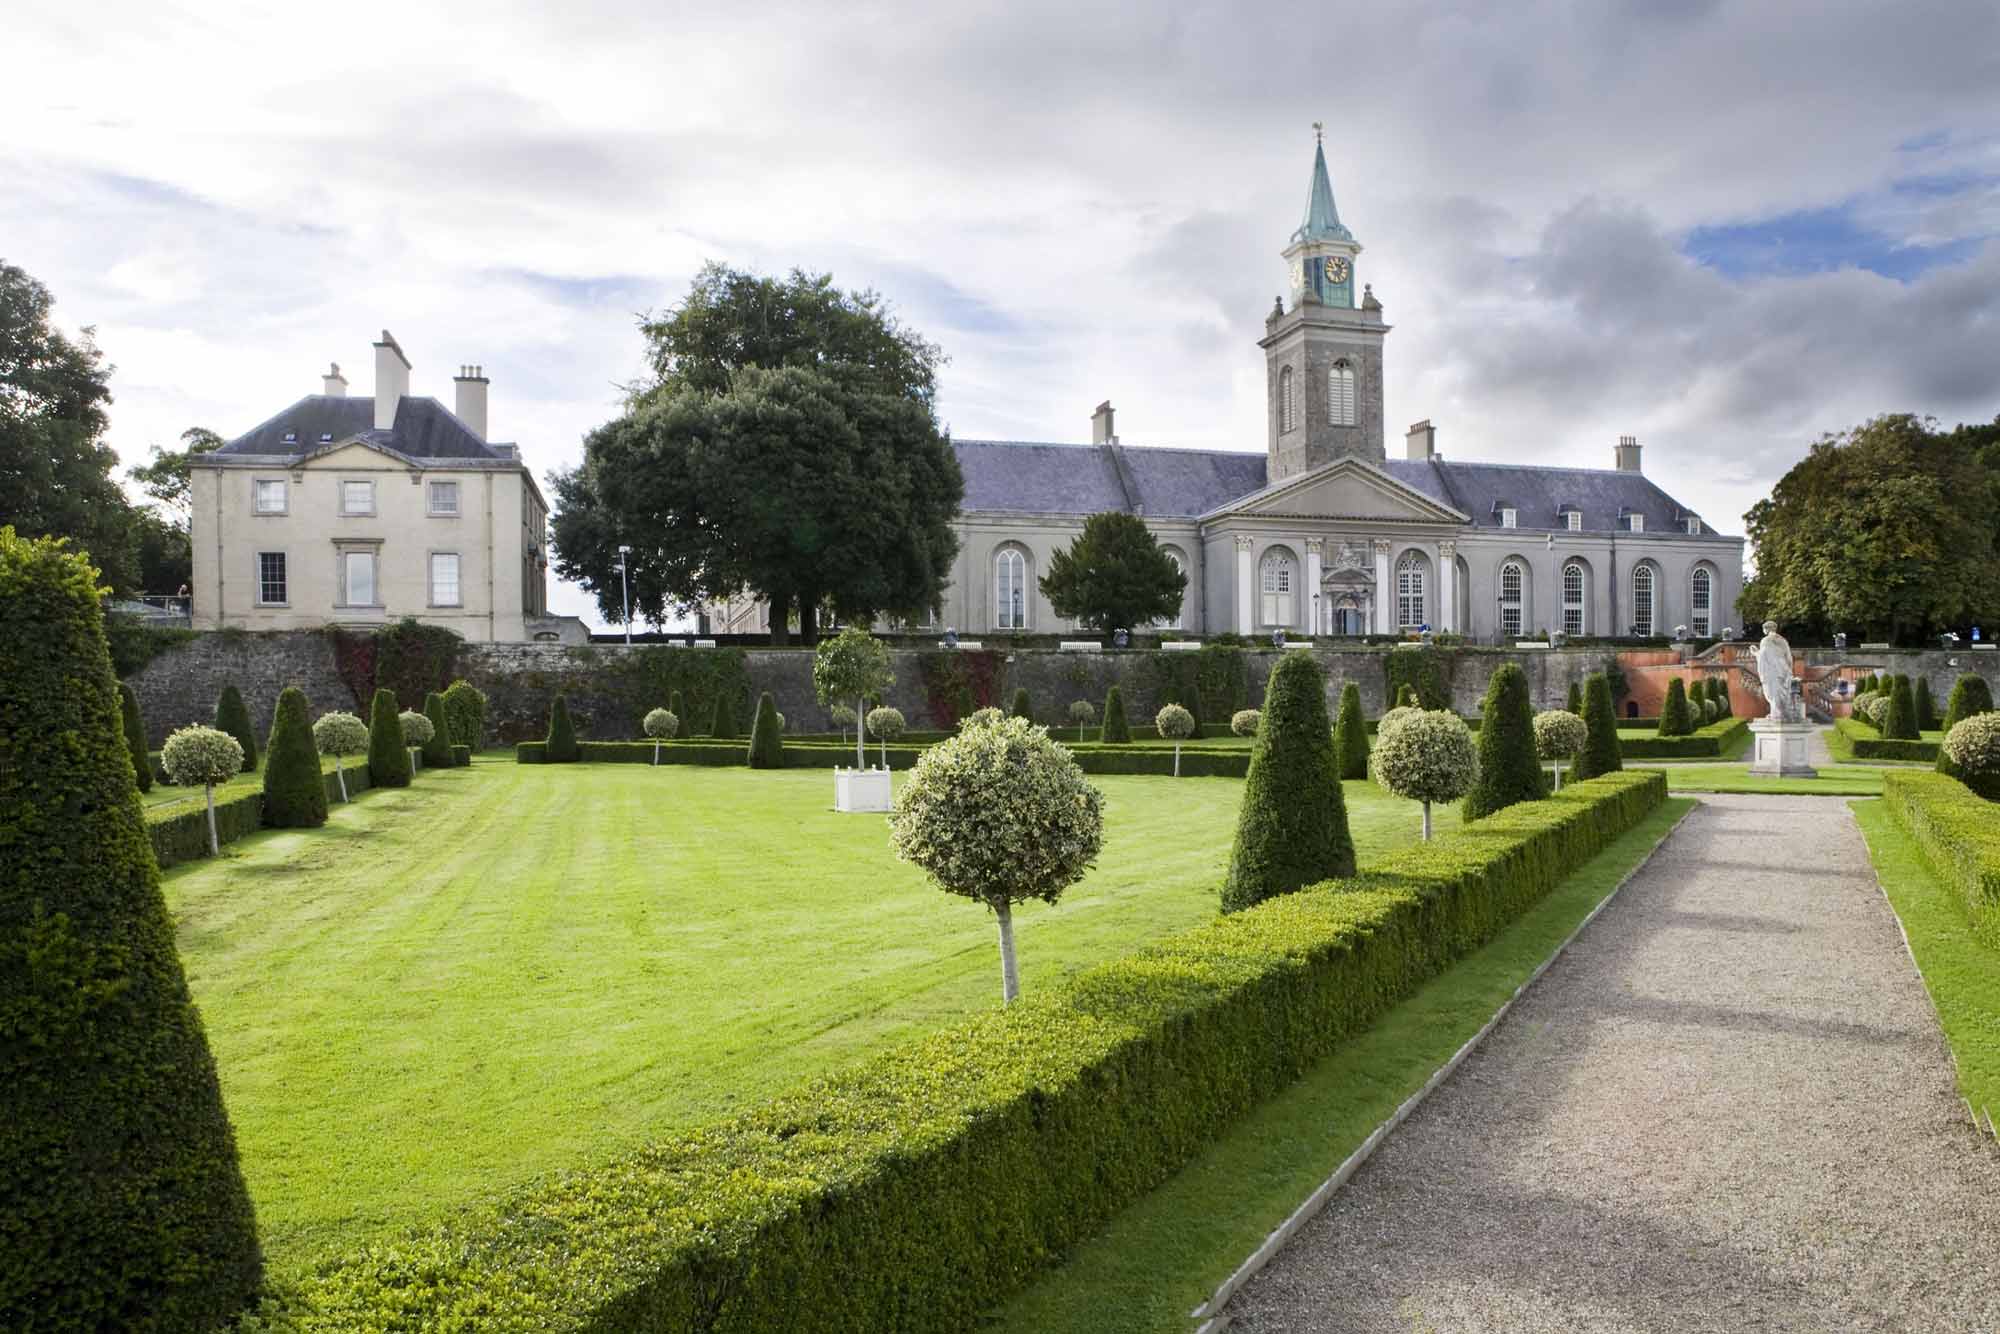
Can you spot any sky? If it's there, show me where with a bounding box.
[6,0,1999,629]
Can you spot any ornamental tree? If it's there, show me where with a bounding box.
[1373,709,1479,841]
[1915,677,1938,732]
[1068,698,1096,737]
[312,710,369,800]
[1464,662,1548,821]
[1884,675,1919,740]
[441,679,488,750]
[1155,702,1197,776]
[1936,673,1995,780]
[1222,650,1354,912]
[1533,709,1588,791]
[368,688,412,785]
[1038,510,1187,639]
[262,686,328,829]
[119,681,152,792]
[214,683,258,772]
[399,709,434,747]
[813,627,895,770]
[1942,712,2000,800]
[748,691,785,769]
[1230,708,1261,737]
[1574,673,1623,780]
[642,707,679,764]
[866,705,906,766]
[421,691,454,768]
[161,725,245,856]
[889,714,1105,1003]
[1657,678,1693,738]
[1101,685,1131,743]
[545,693,580,762]
[1333,682,1370,780]
[1011,687,1033,721]
[1855,692,1891,729]
[830,703,858,742]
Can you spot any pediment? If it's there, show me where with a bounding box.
[299,439,417,469]
[1206,458,1467,524]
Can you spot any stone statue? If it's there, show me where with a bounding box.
[1753,620,1802,723]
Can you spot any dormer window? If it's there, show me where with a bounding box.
[1685,516,1702,535]
[1500,507,1517,529]
[319,432,333,443]
[1628,513,1644,533]
[1565,510,1583,532]
[281,430,298,445]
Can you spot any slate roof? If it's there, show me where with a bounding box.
[212,394,510,462]
[953,439,1727,535]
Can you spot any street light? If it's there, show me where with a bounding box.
[614,545,633,646]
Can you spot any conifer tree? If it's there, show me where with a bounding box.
[711,690,739,740]
[421,691,454,768]
[1333,681,1370,780]
[1566,680,1583,715]
[748,691,785,768]
[1657,678,1693,737]
[1101,685,1131,743]
[1884,674,1919,740]
[669,689,689,738]
[1463,662,1549,821]
[262,685,329,827]
[368,687,413,785]
[119,680,152,792]
[1011,687,1033,721]
[1222,650,1354,912]
[545,693,580,762]
[1936,673,1995,780]
[215,682,258,772]
[1575,672,1623,780]
[1914,677,1937,732]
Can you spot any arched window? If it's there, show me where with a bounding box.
[1159,548,1186,630]
[1690,566,1713,638]
[1632,564,1656,637]
[1562,561,1587,636]
[1396,553,1426,628]
[995,548,1027,629]
[1278,367,1297,433]
[1328,361,1356,426]
[1499,561,1524,639]
[1260,548,1296,626]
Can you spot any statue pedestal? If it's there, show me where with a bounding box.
[1748,718,1817,778]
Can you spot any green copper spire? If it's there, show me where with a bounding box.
[1291,123,1354,245]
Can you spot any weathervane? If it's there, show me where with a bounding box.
[1312,120,1324,144]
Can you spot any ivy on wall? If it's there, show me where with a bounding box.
[328,619,463,711]
[917,649,1005,727]
[1383,645,1458,710]
[602,646,750,736]
[1136,644,1248,723]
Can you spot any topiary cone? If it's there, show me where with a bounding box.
[1333,681,1370,780]
[712,691,739,740]
[119,680,152,792]
[368,687,412,786]
[1657,677,1692,737]
[1222,649,1354,912]
[1566,680,1583,715]
[1010,687,1033,721]
[546,693,580,762]
[1575,672,1623,780]
[1936,672,1994,780]
[748,691,785,769]
[1884,675,1918,741]
[0,528,263,1328]
[215,682,258,772]
[262,685,329,827]
[1463,661,1550,821]
[1914,677,1937,732]
[421,691,454,768]
[669,689,689,739]
[1101,685,1130,743]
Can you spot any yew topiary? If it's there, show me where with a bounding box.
[1936,673,1995,780]
[1534,709,1588,791]
[1464,662,1548,821]
[1155,702,1197,776]
[643,707,679,764]
[711,691,740,741]
[215,682,258,772]
[1010,687,1033,721]
[1942,712,2000,800]
[1914,677,1938,732]
[441,679,488,752]
[1230,708,1261,737]
[668,689,689,738]
[1221,650,1354,912]
[1395,684,1419,708]
[890,715,1104,1003]
[313,710,369,800]
[1657,677,1693,738]
[162,725,246,856]
[748,691,785,769]
[119,680,152,792]
[262,685,328,828]
[545,693,580,763]
[1566,680,1584,715]
[1855,692,1890,729]
[421,692,453,768]
[1574,672,1622,780]
[1101,685,1131,743]
[368,688,412,786]
[0,528,262,1334]
[1333,682,1369,780]
[1373,709,1479,841]
[866,705,906,766]
[1884,674,1919,740]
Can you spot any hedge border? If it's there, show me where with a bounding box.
[515,739,1257,778]
[1615,716,1746,759]
[246,770,1665,1332]
[146,764,379,870]
[1832,716,1940,763]
[1882,769,2000,948]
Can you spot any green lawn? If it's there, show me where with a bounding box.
[991,797,1698,1333]
[164,760,1436,1275]
[1650,763,1890,795]
[1851,800,2000,1133]
[142,754,350,813]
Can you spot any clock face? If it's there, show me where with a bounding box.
[1326,256,1350,283]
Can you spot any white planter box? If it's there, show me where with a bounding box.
[692,638,718,648]
[1162,641,1202,652]
[834,766,893,813]
[1513,642,1552,650]
[1059,640,1103,652]
[940,640,984,650]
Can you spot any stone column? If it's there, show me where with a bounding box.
[1437,540,1458,633]
[1235,535,1255,636]
[1305,537,1324,636]
[1373,539,1393,633]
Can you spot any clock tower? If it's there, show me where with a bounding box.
[1261,126,1390,479]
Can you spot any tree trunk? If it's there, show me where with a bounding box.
[767,588,792,646]
[653,739,661,766]
[799,597,819,646]
[1552,760,1563,792]
[1421,800,1433,842]
[856,694,866,771]
[1174,742,1182,777]
[335,756,348,802]
[880,737,887,767]
[995,901,1020,1004]
[205,782,219,856]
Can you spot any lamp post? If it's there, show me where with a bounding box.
[615,545,633,646]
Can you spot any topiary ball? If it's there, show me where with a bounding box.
[161,724,245,788]
[1533,709,1588,761]
[1230,708,1261,736]
[1155,703,1197,740]
[642,708,679,739]
[399,710,435,745]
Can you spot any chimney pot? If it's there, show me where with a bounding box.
[454,361,490,440]
[322,361,348,397]
[1615,434,1643,472]
[1405,418,1436,462]
[1091,400,1116,445]
[372,331,411,430]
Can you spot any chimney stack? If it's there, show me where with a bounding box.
[1405,419,1436,462]
[454,364,490,440]
[322,362,348,397]
[372,330,411,430]
[1091,400,1117,445]
[1615,434,1642,472]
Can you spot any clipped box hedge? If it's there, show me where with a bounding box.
[146,765,377,869]
[1831,716,1939,763]
[516,739,1254,778]
[1882,769,2000,947]
[245,769,1664,1333]
[1616,717,1746,759]
[451,744,472,767]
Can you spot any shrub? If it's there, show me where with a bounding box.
[1883,770,2000,946]
[262,686,329,829]
[1333,682,1369,780]
[1101,685,1131,743]
[0,528,262,1332]
[1884,674,1919,740]
[313,710,369,800]
[1914,676,1938,731]
[1374,709,1478,840]
[1462,663,1547,822]
[1395,683,1419,708]
[1221,650,1354,912]
[866,706,907,766]
[1155,702,1197,776]
[215,682,258,772]
[711,691,740,740]
[1010,687,1033,721]
[1230,708,1261,737]
[1068,699,1096,736]
[1855,692,1891,729]
[830,703,858,740]
[1936,672,1996,780]
[1712,678,1732,718]
[1572,672,1622,780]
[1565,680,1583,714]
[1657,677,1693,737]
[440,679,488,750]
[1942,712,2000,801]
[399,709,434,749]
[545,693,580,763]
[161,724,245,857]
[119,680,152,793]
[1533,709,1588,791]
[890,715,1104,1002]
[814,627,896,773]
[668,689,689,738]
[642,707,679,764]
[368,688,412,786]
[421,692,454,768]
[749,691,785,769]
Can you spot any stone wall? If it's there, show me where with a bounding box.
[125,630,352,746]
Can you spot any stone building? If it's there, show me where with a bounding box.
[188,332,577,643]
[718,133,1744,643]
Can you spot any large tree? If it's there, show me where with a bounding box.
[1740,413,2000,643]
[551,265,961,642]
[0,260,140,592]
[1039,511,1187,639]
[126,427,222,593]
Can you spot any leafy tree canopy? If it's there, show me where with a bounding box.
[1039,511,1186,637]
[127,426,223,531]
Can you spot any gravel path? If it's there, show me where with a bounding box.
[1222,794,2000,1333]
